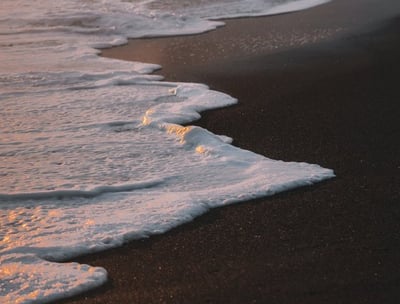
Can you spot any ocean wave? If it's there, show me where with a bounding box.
[0,0,335,303]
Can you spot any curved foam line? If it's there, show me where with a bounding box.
[209,0,331,20]
[0,179,165,201]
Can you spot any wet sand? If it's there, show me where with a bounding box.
[60,0,400,303]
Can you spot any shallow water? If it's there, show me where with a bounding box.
[0,0,333,303]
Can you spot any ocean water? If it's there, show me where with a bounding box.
[0,0,333,303]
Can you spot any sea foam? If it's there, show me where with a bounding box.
[0,0,332,303]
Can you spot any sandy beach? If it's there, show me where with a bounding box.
[60,0,400,303]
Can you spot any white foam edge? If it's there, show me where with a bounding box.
[0,254,107,304]
[209,0,332,20]
[141,82,237,126]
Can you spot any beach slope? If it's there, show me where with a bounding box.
[61,0,400,303]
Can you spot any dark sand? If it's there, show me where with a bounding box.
[60,0,400,303]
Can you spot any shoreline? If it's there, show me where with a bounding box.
[100,0,400,83]
[60,0,400,303]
